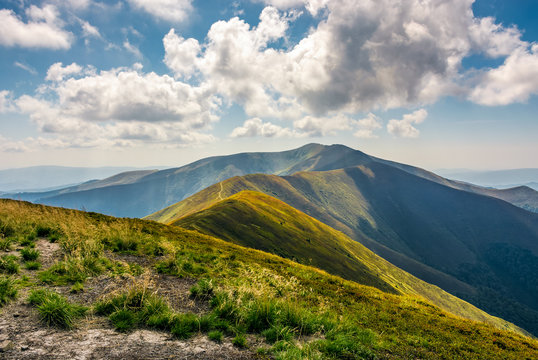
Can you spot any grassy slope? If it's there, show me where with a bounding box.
[174,190,524,333]
[1,199,537,359]
[175,191,398,295]
[147,164,538,336]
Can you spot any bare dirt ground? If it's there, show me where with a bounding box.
[0,239,261,359]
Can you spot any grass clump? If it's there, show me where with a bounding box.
[233,334,248,348]
[0,236,13,251]
[170,313,200,339]
[262,325,294,344]
[95,284,207,339]
[109,309,137,332]
[25,261,41,270]
[103,236,139,254]
[208,330,223,343]
[21,247,40,261]
[35,225,62,240]
[319,332,376,360]
[189,278,214,300]
[155,252,208,277]
[70,282,84,293]
[95,283,179,333]
[0,221,15,238]
[0,276,17,306]
[0,255,20,274]
[28,289,87,329]
[38,257,112,285]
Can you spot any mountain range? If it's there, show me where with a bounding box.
[4,144,538,216]
[147,151,538,335]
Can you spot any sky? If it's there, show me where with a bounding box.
[0,0,537,171]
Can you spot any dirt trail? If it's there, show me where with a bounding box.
[217,182,225,200]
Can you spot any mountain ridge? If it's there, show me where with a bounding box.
[5,143,537,216]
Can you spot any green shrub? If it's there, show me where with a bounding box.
[110,309,137,332]
[30,289,87,329]
[190,278,214,300]
[0,276,17,306]
[25,261,41,270]
[0,255,19,274]
[208,330,223,343]
[232,334,248,348]
[21,247,40,261]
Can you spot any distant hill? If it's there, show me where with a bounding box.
[6,170,159,203]
[149,163,538,335]
[0,166,146,192]
[438,168,538,188]
[6,144,538,216]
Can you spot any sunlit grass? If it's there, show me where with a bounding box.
[0,199,537,359]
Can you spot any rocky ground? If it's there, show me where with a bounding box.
[0,239,261,359]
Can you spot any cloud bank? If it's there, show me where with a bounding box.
[3,0,538,151]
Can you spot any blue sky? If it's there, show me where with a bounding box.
[0,0,537,170]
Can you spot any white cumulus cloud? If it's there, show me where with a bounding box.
[469,45,538,106]
[0,5,73,49]
[162,0,538,125]
[46,62,83,82]
[0,91,14,113]
[230,118,300,138]
[354,113,382,139]
[127,0,193,23]
[163,29,201,78]
[387,109,428,138]
[293,114,354,137]
[14,63,219,149]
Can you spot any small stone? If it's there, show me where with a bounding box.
[21,345,29,351]
[0,340,14,352]
[193,346,205,354]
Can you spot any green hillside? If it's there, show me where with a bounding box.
[174,190,524,331]
[147,163,538,335]
[0,199,537,359]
